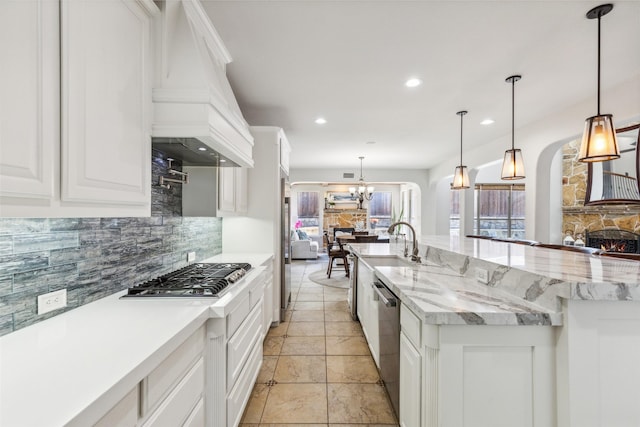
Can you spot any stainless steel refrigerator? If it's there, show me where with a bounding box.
[280,174,291,319]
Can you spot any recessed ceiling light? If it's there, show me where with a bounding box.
[315,117,327,124]
[220,159,227,163]
[480,119,495,125]
[405,78,422,88]
[198,147,207,151]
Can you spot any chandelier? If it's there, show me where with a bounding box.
[349,156,374,207]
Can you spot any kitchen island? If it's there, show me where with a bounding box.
[0,253,272,427]
[349,237,640,427]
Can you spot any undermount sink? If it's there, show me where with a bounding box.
[360,255,455,275]
[360,256,412,268]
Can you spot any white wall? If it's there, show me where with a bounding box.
[426,75,640,242]
[289,168,429,236]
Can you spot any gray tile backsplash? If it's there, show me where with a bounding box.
[0,216,222,337]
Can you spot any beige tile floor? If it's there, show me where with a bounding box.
[240,256,399,427]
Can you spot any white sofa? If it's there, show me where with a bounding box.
[291,230,319,259]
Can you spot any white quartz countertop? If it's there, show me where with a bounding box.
[0,252,272,427]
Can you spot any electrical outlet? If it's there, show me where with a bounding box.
[37,289,67,315]
[475,268,489,284]
[187,251,196,262]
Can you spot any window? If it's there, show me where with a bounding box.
[297,192,320,235]
[474,184,525,238]
[368,192,392,229]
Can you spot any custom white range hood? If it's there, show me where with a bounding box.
[152,0,253,168]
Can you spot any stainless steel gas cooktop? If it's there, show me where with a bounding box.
[123,262,252,297]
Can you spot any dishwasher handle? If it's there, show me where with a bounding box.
[372,282,397,307]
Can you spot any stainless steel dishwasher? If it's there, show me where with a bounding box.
[347,254,358,320]
[373,279,400,419]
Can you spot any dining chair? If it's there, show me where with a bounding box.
[324,232,349,278]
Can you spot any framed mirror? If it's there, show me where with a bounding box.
[585,123,640,205]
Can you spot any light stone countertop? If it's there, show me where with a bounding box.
[349,236,640,326]
[0,252,272,427]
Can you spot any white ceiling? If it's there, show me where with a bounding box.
[202,1,640,170]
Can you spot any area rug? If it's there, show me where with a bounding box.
[307,267,349,288]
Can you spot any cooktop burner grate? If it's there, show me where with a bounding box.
[123,262,252,297]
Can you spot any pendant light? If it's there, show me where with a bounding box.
[452,110,469,190]
[501,75,525,180]
[578,3,619,162]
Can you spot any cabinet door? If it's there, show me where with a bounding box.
[60,0,152,206]
[218,167,236,213]
[235,167,248,213]
[400,332,421,427]
[0,0,57,201]
[95,386,139,427]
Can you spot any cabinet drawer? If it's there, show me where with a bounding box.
[227,293,250,338]
[227,338,263,427]
[401,303,421,349]
[182,397,205,427]
[94,386,139,427]
[247,270,266,309]
[142,357,204,427]
[227,300,263,388]
[145,327,205,414]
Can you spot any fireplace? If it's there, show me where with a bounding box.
[585,229,640,254]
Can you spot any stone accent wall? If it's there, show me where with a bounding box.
[562,139,640,236]
[323,209,368,235]
[562,140,588,208]
[0,217,222,337]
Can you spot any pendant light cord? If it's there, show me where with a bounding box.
[459,113,463,166]
[511,78,515,151]
[597,12,601,115]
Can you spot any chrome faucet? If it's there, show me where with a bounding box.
[387,221,421,263]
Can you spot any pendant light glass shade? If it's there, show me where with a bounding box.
[578,4,619,163]
[451,110,469,190]
[501,75,525,180]
[452,165,470,189]
[579,114,619,161]
[501,148,525,180]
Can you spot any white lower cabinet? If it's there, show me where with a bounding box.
[141,326,206,427]
[90,268,270,427]
[400,303,422,427]
[356,260,380,367]
[94,386,139,427]
[399,332,421,427]
[207,273,266,427]
[142,358,205,427]
[557,300,640,427]
[398,303,557,427]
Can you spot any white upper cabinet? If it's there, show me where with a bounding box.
[61,0,155,206]
[218,167,248,216]
[280,134,291,176]
[0,0,58,201]
[0,0,158,217]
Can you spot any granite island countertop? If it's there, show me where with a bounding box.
[349,236,640,327]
